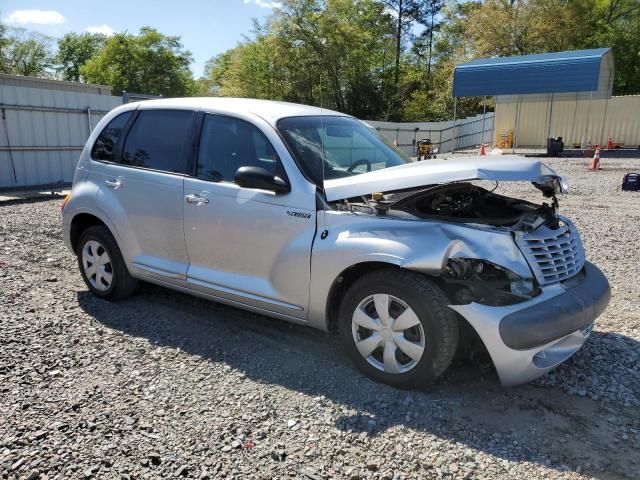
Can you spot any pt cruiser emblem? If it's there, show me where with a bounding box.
[287,210,311,219]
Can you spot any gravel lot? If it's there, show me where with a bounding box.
[1,156,639,480]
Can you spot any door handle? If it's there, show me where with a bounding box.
[104,179,122,189]
[185,194,209,204]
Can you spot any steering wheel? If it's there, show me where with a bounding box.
[347,158,371,173]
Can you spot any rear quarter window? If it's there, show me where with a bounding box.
[91,111,133,161]
[121,110,193,174]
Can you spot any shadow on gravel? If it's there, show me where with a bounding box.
[78,284,639,480]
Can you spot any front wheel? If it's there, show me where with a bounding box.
[339,269,458,389]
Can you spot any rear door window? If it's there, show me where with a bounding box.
[121,110,194,174]
[91,111,132,161]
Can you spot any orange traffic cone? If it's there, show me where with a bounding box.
[479,143,486,155]
[589,144,601,170]
[606,135,614,150]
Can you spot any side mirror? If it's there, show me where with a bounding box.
[234,166,290,194]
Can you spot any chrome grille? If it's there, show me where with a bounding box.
[515,220,585,285]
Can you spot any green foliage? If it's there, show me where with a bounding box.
[205,0,398,118]
[580,0,640,94]
[0,28,55,77]
[0,22,10,73]
[464,0,640,94]
[56,32,107,82]
[0,0,639,118]
[199,0,493,120]
[381,0,423,86]
[80,27,195,96]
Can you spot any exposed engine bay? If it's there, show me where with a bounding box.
[333,181,560,230]
[331,181,568,306]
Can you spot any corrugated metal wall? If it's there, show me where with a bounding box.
[367,112,494,156]
[0,84,121,190]
[494,95,640,148]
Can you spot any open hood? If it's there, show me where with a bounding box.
[324,156,566,202]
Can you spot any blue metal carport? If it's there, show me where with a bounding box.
[453,48,614,97]
[451,48,614,151]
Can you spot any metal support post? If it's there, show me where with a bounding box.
[546,93,554,145]
[513,95,521,154]
[599,97,609,146]
[452,97,458,153]
[481,96,487,146]
[584,92,593,147]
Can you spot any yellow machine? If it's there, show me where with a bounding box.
[416,139,436,160]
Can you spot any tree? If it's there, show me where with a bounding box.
[381,0,420,85]
[57,32,107,82]
[465,0,536,56]
[0,21,10,73]
[574,0,640,94]
[431,1,479,62]
[81,27,194,96]
[200,0,640,121]
[202,0,397,118]
[463,0,640,94]
[414,0,444,77]
[401,1,485,122]
[2,28,55,77]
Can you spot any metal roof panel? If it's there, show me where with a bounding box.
[453,48,613,97]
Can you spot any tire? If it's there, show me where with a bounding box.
[77,225,138,300]
[339,268,458,389]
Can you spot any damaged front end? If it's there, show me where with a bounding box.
[440,257,539,307]
[319,157,607,386]
[392,181,568,307]
[330,173,576,308]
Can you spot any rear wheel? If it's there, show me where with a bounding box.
[339,269,458,389]
[77,225,138,300]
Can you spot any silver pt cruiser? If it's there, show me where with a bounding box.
[62,98,610,388]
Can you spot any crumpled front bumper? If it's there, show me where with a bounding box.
[449,261,610,386]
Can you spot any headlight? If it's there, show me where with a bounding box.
[510,278,535,296]
[442,258,537,305]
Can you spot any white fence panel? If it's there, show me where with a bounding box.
[0,84,122,190]
[367,113,494,157]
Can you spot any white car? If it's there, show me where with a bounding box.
[61,98,610,388]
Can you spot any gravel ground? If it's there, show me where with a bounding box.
[1,156,639,480]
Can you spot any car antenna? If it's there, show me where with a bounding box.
[319,74,329,240]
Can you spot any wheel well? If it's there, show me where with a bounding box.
[325,263,490,363]
[325,262,400,332]
[69,213,106,253]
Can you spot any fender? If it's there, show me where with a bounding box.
[62,183,125,261]
[307,210,532,330]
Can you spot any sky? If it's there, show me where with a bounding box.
[1,0,281,77]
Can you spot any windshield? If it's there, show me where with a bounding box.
[277,116,412,186]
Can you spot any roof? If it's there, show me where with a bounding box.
[131,97,348,125]
[453,48,614,97]
[0,73,112,95]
